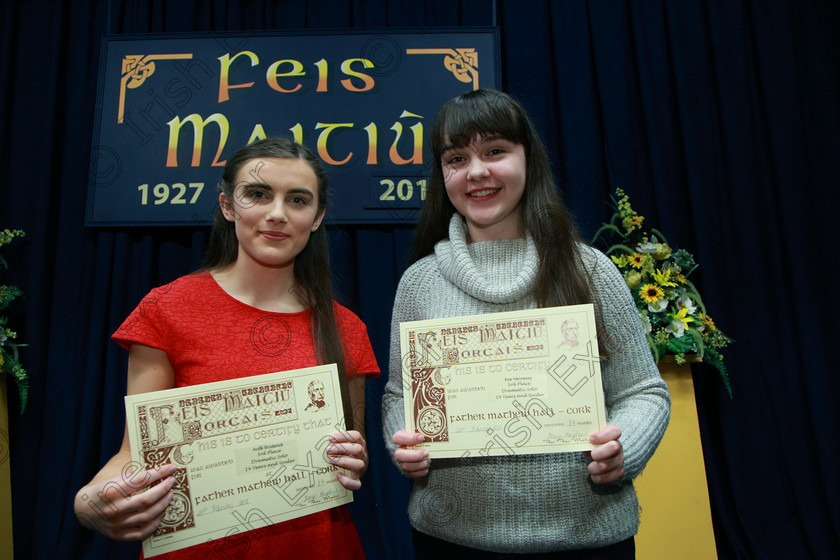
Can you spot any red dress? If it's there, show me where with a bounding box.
[113,272,379,560]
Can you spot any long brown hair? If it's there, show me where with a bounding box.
[413,89,608,354]
[203,137,356,427]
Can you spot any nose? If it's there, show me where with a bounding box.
[466,157,489,181]
[266,198,287,223]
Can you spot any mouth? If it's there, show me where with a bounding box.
[260,231,290,241]
[467,188,501,198]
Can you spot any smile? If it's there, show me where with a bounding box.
[468,188,501,198]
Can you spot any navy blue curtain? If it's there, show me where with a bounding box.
[2,1,837,558]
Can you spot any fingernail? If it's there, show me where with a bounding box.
[329,456,339,464]
[416,434,425,442]
[327,446,336,454]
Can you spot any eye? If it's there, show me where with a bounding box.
[239,186,270,202]
[445,154,466,166]
[289,195,309,206]
[487,147,506,156]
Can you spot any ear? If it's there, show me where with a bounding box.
[219,193,235,222]
[311,208,326,232]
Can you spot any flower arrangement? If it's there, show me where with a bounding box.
[592,189,733,397]
[1,229,28,412]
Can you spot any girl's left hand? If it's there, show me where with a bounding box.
[584,424,625,484]
[327,430,368,490]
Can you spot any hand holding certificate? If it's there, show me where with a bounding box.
[400,304,607,459]
[124,364,352,557]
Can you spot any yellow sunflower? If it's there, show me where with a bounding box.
[623,215,644,232]
[639,283,665,303]
[629,253,645,269]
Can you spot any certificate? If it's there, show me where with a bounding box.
[124,364,351,557]
[400,304,607,458]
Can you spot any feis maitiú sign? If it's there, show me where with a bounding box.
[86,29,500,226]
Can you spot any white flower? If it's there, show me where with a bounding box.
[677,294,697,314]
[637,235,659,253]
[639,313,652,334]
[665,319,687,338]
[648,299,668,313]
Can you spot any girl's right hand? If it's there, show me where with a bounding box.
[392,430,431,478]
[74,463,178,541]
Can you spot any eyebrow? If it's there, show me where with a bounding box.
[240,182,270,190]
[236,182,316,199]
[286,187,316,197]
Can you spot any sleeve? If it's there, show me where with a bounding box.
[111,285,173,353]
[335,304,380,378]
[586,247,671,481]
[380,264,422,465]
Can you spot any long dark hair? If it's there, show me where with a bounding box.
[413,89,608,353]
[203,137,356,426]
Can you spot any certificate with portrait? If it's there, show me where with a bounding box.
[400,304,607,458]
[124,364,351,557]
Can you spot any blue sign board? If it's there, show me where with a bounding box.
[86,29,500,226]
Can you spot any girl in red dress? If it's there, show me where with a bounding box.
[75,138,379,559]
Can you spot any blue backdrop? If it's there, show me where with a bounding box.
[1,1,837,558]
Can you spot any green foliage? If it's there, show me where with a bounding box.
[0,229,27,412]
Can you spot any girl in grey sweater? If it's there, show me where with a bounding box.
[382,89,670,558]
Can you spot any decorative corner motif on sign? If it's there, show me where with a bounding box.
[405,48,479,89]
[118,53,193,123]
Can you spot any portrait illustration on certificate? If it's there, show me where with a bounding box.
[124,364,351,557]
[400,304,607,459]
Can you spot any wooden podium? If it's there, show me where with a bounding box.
[634,357,717,559]
[0,376,13,558]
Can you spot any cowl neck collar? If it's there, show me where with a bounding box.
[434,214,537,304]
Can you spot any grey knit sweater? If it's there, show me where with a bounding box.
[381,215,670,553]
